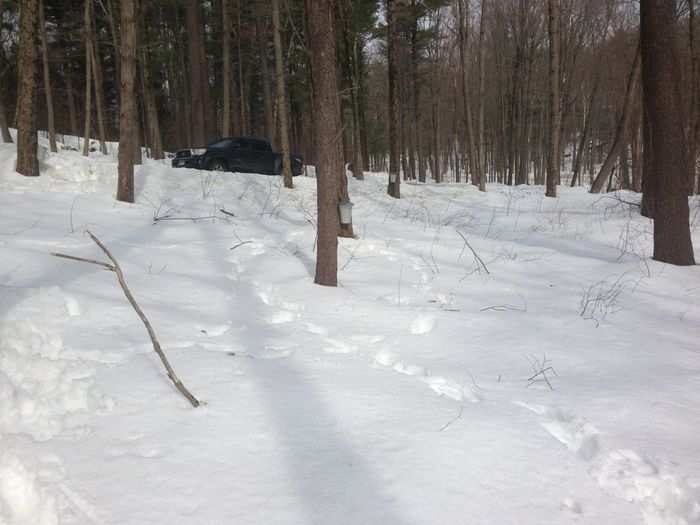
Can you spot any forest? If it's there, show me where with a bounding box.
[0,2,699,524]
[2,0,698,277]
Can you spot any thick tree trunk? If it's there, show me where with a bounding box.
[272,0,293,188]
[590,42,641,193]
[63,58,79,137]
[641,0,695,265]
[306,0,342,286]
[140,43,163,159]
[222,0,233,137]
[88,2,107,154]
[82,0,92,158]
[256,15,274,145]
[186,0,210,145]
[38,0,56,152]
[17,0,39,176]
[117,0,136,203]
[0,0,11,143]
[457,0,477,186]
[386,0,401,198]
[477,0,486,191]
[546,0,561,197]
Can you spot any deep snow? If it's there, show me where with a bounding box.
[0,134,699,525]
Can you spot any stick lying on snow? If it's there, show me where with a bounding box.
[52,231,200,408]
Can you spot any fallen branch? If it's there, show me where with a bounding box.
[52,231,200,408]
[456,230,490,274]
[230,240,253,251]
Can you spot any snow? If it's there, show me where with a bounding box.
[0,134,699,524]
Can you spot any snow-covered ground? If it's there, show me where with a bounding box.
[1,135,699,525]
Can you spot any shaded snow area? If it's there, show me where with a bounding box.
[1,138,699,525]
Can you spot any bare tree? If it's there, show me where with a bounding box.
[590,41,641,193]
[387,0,401,198]
[306,0,342,286]
[117,0,137,203]
[38,0,56,152]
[641,0,695,265]
[272,0,293,188]
[16,0,39,177]
[546,0,561,197]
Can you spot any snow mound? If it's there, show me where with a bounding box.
[0,288,111,441]
[595,449,700,525]
[0,452,59,525]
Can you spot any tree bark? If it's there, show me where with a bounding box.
[140,40,163,160]
[38,0,56,152]
[386,0,401,198]
[186,0,211,145]
[256,15,275,145]
[17,0,39,176]
[546,0,561,197]
[272,0,293,188]
[118,0,137,203]
[0,0,11,143]
[477,0,487,191]
[222,0,233,137]
[82,0,93,156]
[590,42,641,193]
[641,0,695,265]
[88,1,108,154]
[457,0,477,186]
[307,0,344,285]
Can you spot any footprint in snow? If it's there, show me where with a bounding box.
[593,449,700,525]
[63,295,81,317]
[305,322,328,336]
[514,401,599,461]
[255,344,296,359]
[410,314,436,335]
[375,350,481,403]
[323,338,359,354]
[267,310,297,325]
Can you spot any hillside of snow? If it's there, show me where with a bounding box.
[1,137,699,525]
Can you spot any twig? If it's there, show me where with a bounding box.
[438,405,464,432]
[52,231,200,408]
[230,240,253,251]
[219,208,236,218]
[153,214,218,223]
[456,230,490,274]
[51,252,115,271]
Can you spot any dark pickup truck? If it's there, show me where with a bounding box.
[172,137,304,176]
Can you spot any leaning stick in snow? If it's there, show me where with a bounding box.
[456,230,490,274]
[51,231,200,408]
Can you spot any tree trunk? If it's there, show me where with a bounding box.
[63,57,79,137]
[641,0,695,265]
[88,2,107,154]
[186,0,210,145]
[38,0,56,152]
[140,40,163,159]
[82,0,92,157]
[546,0,561,197]
[571,69,601,187]
[306,0,342,286]
[222,0,233,137]
[590,42,641,193]
[386,0,401,198]
[272,0,293,188]
[256,15,274,145]
[0,0,11,143]
[118,0,137,203]
[457,0,477,186]
[477,0,486,191]
[17,0,39,176]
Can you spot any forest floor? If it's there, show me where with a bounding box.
[1,135,699,525]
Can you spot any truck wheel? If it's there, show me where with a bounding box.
[208,159,226,172]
